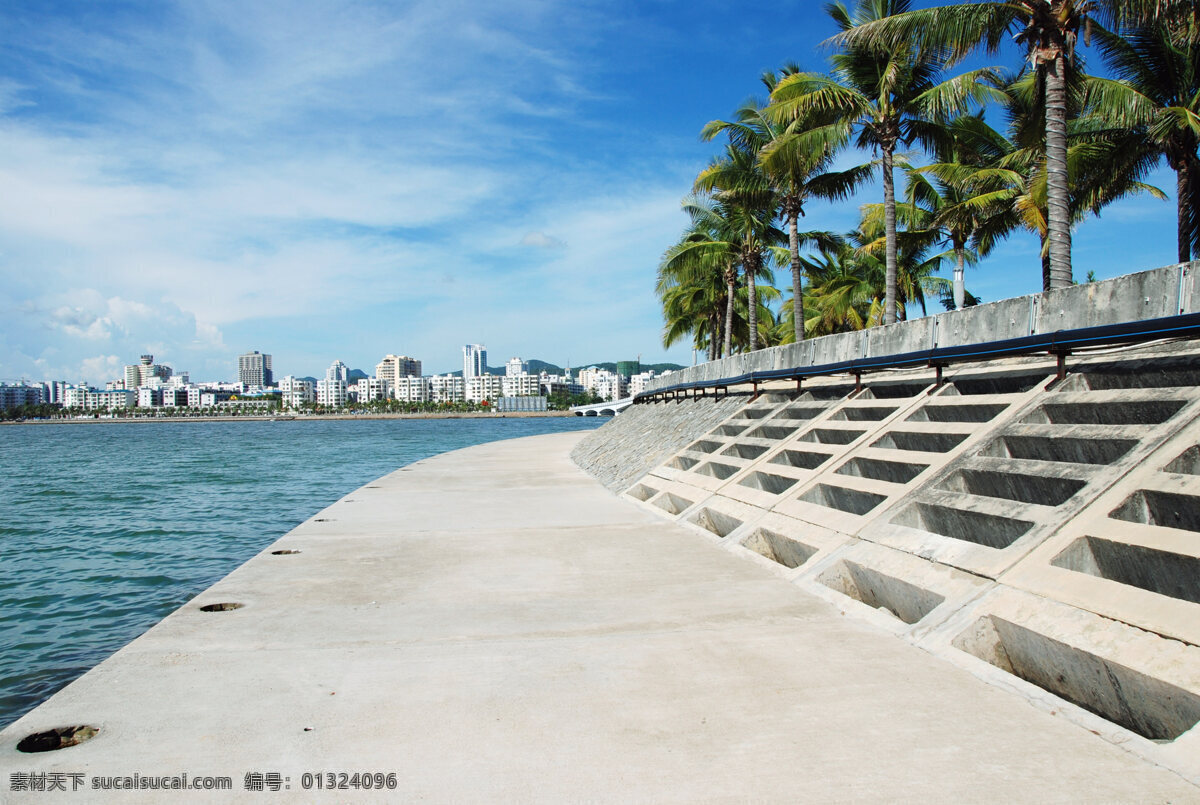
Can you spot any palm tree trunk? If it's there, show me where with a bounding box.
[724,271,735,358]
[789,213,804,343]
[1045,53,1073,289]
[882,145,898,324]
[954,245,965,311]
[746,259,758,351]
[1041,242,1052,293]
[1178,161,1192,263]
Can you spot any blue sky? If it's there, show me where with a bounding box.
[0,0,1184,383]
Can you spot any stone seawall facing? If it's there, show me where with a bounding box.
[570,393,749,491]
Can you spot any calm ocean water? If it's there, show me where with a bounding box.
[0,416,604,729]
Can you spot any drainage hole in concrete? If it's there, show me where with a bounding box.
[1051,536,1200,605]
[798,428,864,446]
[627,483,658,502]
[694,461,738,480]
[747,425,799,441]
[862,381,933,399]
[782,405,826,420]
[668,455,699,471]
[1021,399,1185,426]
[907,403,1008,423]
[953,616,1200,741]
[816,560,945,624]
[651,492,693,516]
[1063,363,1200,391]
[871,431,967,453]
[797,484,887,516]
[737,471,798,495]
[199,602,244,612]
[939,468,1085,506]
[836,457,928,484]
[687,507,743,537]
[891,502,1032,549]
[17,726,99,753]
[1110,489,1200,533]
[722,443,768,460]
[979,435,1136,466]
[1163,445,1200,476]
[271,549,302,555]
[742,529,817,568]
[945,372,1045,395]
[769,449,832,470]
[830,406,897,422]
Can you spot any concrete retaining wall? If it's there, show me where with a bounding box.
[578,344,1200,783]
[645,261,1200,392]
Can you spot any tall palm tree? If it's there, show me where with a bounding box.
[706,68,872,344]
[942,70,1165,288]
[658,196,736,359]
[1092,18,1200,261]
[658,194,780,356]
[907,114,1013,307]
[771,0,1000,325]
[830,0,1187,289]
[694,143,785,351]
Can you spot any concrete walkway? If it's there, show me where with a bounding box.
[2,432,1197,803]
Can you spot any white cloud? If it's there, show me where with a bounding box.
[520,231,566,249]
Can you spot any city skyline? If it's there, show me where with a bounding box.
[0,1,1188,386]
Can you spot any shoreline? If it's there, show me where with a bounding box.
[1,411,582,425]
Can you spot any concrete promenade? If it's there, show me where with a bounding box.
[2,432,1197,803]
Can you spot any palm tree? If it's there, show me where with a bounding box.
[855,202,953,319]
[830,0,1188,290]
[1092,18,1200,261]
[703,68,869,344]
[937,70,1164,287]
[906,114,1014,307]
[694,143,785,351]
[801,247,884,335]
[771,0,999,326]
[658,195,779,357]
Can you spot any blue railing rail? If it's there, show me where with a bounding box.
[634,311,1200,403]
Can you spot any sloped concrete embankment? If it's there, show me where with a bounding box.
[573,345,1200,784]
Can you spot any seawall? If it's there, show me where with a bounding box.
[574,338,1200,785]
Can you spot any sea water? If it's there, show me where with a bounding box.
[0,416,604,729]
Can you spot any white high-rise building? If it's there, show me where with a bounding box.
[505,357,527,377]
[466,374,503,403]
[463,344,487,379]
[430,375,465,404]
[394,376,431,403]
[578,367,627,402]
[355,377,392,402]
[125,354,173,390]
[376,354,422,383]
[326,360,349,383]
[279,376,315,407]
[502,374,541,398]
[238,351,272,387]
[316,379,347,407]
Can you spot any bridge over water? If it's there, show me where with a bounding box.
[570,397,632,416]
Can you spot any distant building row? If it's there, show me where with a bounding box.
[1,347,669,412]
